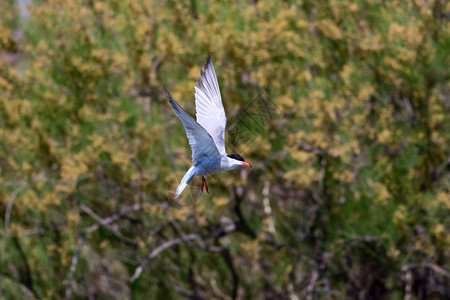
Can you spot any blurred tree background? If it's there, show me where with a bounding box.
[0,0,449,299]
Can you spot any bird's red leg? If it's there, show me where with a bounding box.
[204,178,209,194]
[201,177,205,192]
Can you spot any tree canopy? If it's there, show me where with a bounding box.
[0,0,449,298]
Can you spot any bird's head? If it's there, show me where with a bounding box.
[227,154,252,168]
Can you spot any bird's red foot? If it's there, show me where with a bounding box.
[201,177,209,193]
[205,179,209,194]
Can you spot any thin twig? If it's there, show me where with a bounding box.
[85,203,141,233]
[318,158,326,197]
[262,180,275,235]
[148,220,171,237]
[129,234,199,282]
[306,271,318,300]
[65,234,85,300]
[402,263,450,278]
[0,224,67,239]
[5,185,26,230]
[80,204,136,246]
[5,171,54,230]
[296,142,337,159]
[170,220,223,252]
[163,281,193,298]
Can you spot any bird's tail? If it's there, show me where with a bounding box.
[175,165,197,199]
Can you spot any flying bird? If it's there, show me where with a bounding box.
[166,58,252,198]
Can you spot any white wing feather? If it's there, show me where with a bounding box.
[194,58,227,155]
[166,88,221,163]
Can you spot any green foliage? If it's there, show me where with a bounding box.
[0,0,449,298]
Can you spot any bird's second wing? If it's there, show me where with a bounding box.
[195,58,227,155]
[166,88,221,163]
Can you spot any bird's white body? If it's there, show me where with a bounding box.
[196,155,245,176]
[166,58,251,198]
[174,157,244,198]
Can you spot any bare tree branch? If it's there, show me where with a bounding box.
[220,248,239,300]
[229,186,257,238]
[12,237,39,299]
[306,270,318,300]
[404,269,412,300]
[0,270,39,299]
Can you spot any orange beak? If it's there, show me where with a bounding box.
[242,162,252,168]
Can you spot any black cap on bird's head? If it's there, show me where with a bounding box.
[227,154,245,162]
[227,154,252,168]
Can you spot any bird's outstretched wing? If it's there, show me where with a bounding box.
[166,88,221,163]
[194,58,227,155]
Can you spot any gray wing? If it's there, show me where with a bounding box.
[166,87,221,163]
[194,58,227,155]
